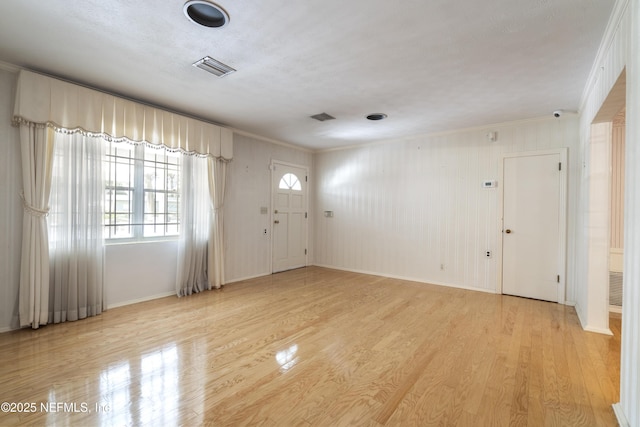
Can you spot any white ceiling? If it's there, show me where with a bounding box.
[0,0,615,150]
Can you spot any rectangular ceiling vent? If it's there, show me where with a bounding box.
[193,56,236,77]
[310,112,336,122]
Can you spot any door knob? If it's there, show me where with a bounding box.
[274,220,280,224]
[505,229,512,234]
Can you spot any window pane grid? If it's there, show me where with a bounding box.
[104,144,135,239]
[279,173,302,191]
[142,150,180,237]
[103,143,180,240]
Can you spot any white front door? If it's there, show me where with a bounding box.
[272,162,308,273]
[502,151,566,302]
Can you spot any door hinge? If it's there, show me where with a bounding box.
[305,175,308,182]
[559,162,562,171]
[557,275,560,283]
[305,249,307,255]
[305,212,307,218]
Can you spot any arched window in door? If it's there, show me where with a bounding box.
[279,173,302,191]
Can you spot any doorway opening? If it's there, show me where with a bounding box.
[608,107,625,313]
[589,70,626,329]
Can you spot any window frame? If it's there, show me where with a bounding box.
[279,172,302,191]
[103,142,181,243]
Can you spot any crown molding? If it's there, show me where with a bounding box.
[579,0,630,112]
[232,128,315,153]
[0,60,20,73]
[317,114,575,154]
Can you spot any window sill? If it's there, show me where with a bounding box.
[105,237,179,246]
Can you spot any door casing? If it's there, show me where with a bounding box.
[497,148,568,303]
[271,160,309,273]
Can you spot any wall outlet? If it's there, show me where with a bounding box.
[486,250,492,258]
[263,229,268,235]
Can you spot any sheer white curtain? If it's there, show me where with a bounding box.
[208,158,227,289]
[13,70,234,306]
[48,132,104,323]
[176,155,211,296]
[18,124,54,328]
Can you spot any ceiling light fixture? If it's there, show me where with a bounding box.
[193,56,236,77]
[183,1,229,28]
[366,113,387,121]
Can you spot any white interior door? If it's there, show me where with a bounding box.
[272,163,308,273]
[502,151,566,302]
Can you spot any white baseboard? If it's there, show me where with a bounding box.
[572,303,612,335]
[311,264,497,295]
[574,303,587,328]
[3,292,180,332]
[0,315,23,334]
[225,272,272,285]
[612,403,630,427]
[584,325,614,335]
[106,291,175,310]
[0,325,32,334]
[609,305,623,314]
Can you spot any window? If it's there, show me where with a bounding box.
[279,173,302,191]
[104,142,180,240]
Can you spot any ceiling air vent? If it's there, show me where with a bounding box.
[310,113,335,122]
[193,56,236,77]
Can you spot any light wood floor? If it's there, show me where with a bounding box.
[0,267,620,426]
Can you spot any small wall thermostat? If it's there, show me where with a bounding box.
[482,180,497,188]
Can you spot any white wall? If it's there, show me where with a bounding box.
[0,66,22,332]
[577,0,639,424]
[610,113,626,272]
[621,0,639,423]
[585,122,614,334]
[104,241,178,308]
[621,1,640,421]
[575,0,630,333]
[313,117,580,296]
[611,112,626,251]
[224,132,313,283]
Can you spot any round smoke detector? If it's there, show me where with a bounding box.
[183,1,229,28]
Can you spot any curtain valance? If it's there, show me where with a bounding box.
[12,70,233,160]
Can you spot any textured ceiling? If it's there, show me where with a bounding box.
[0,0,615,150]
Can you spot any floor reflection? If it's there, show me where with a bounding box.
[97,344,179,426]
[275,344,299,372]
[99,362,132,426]
[140,345,179,425]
